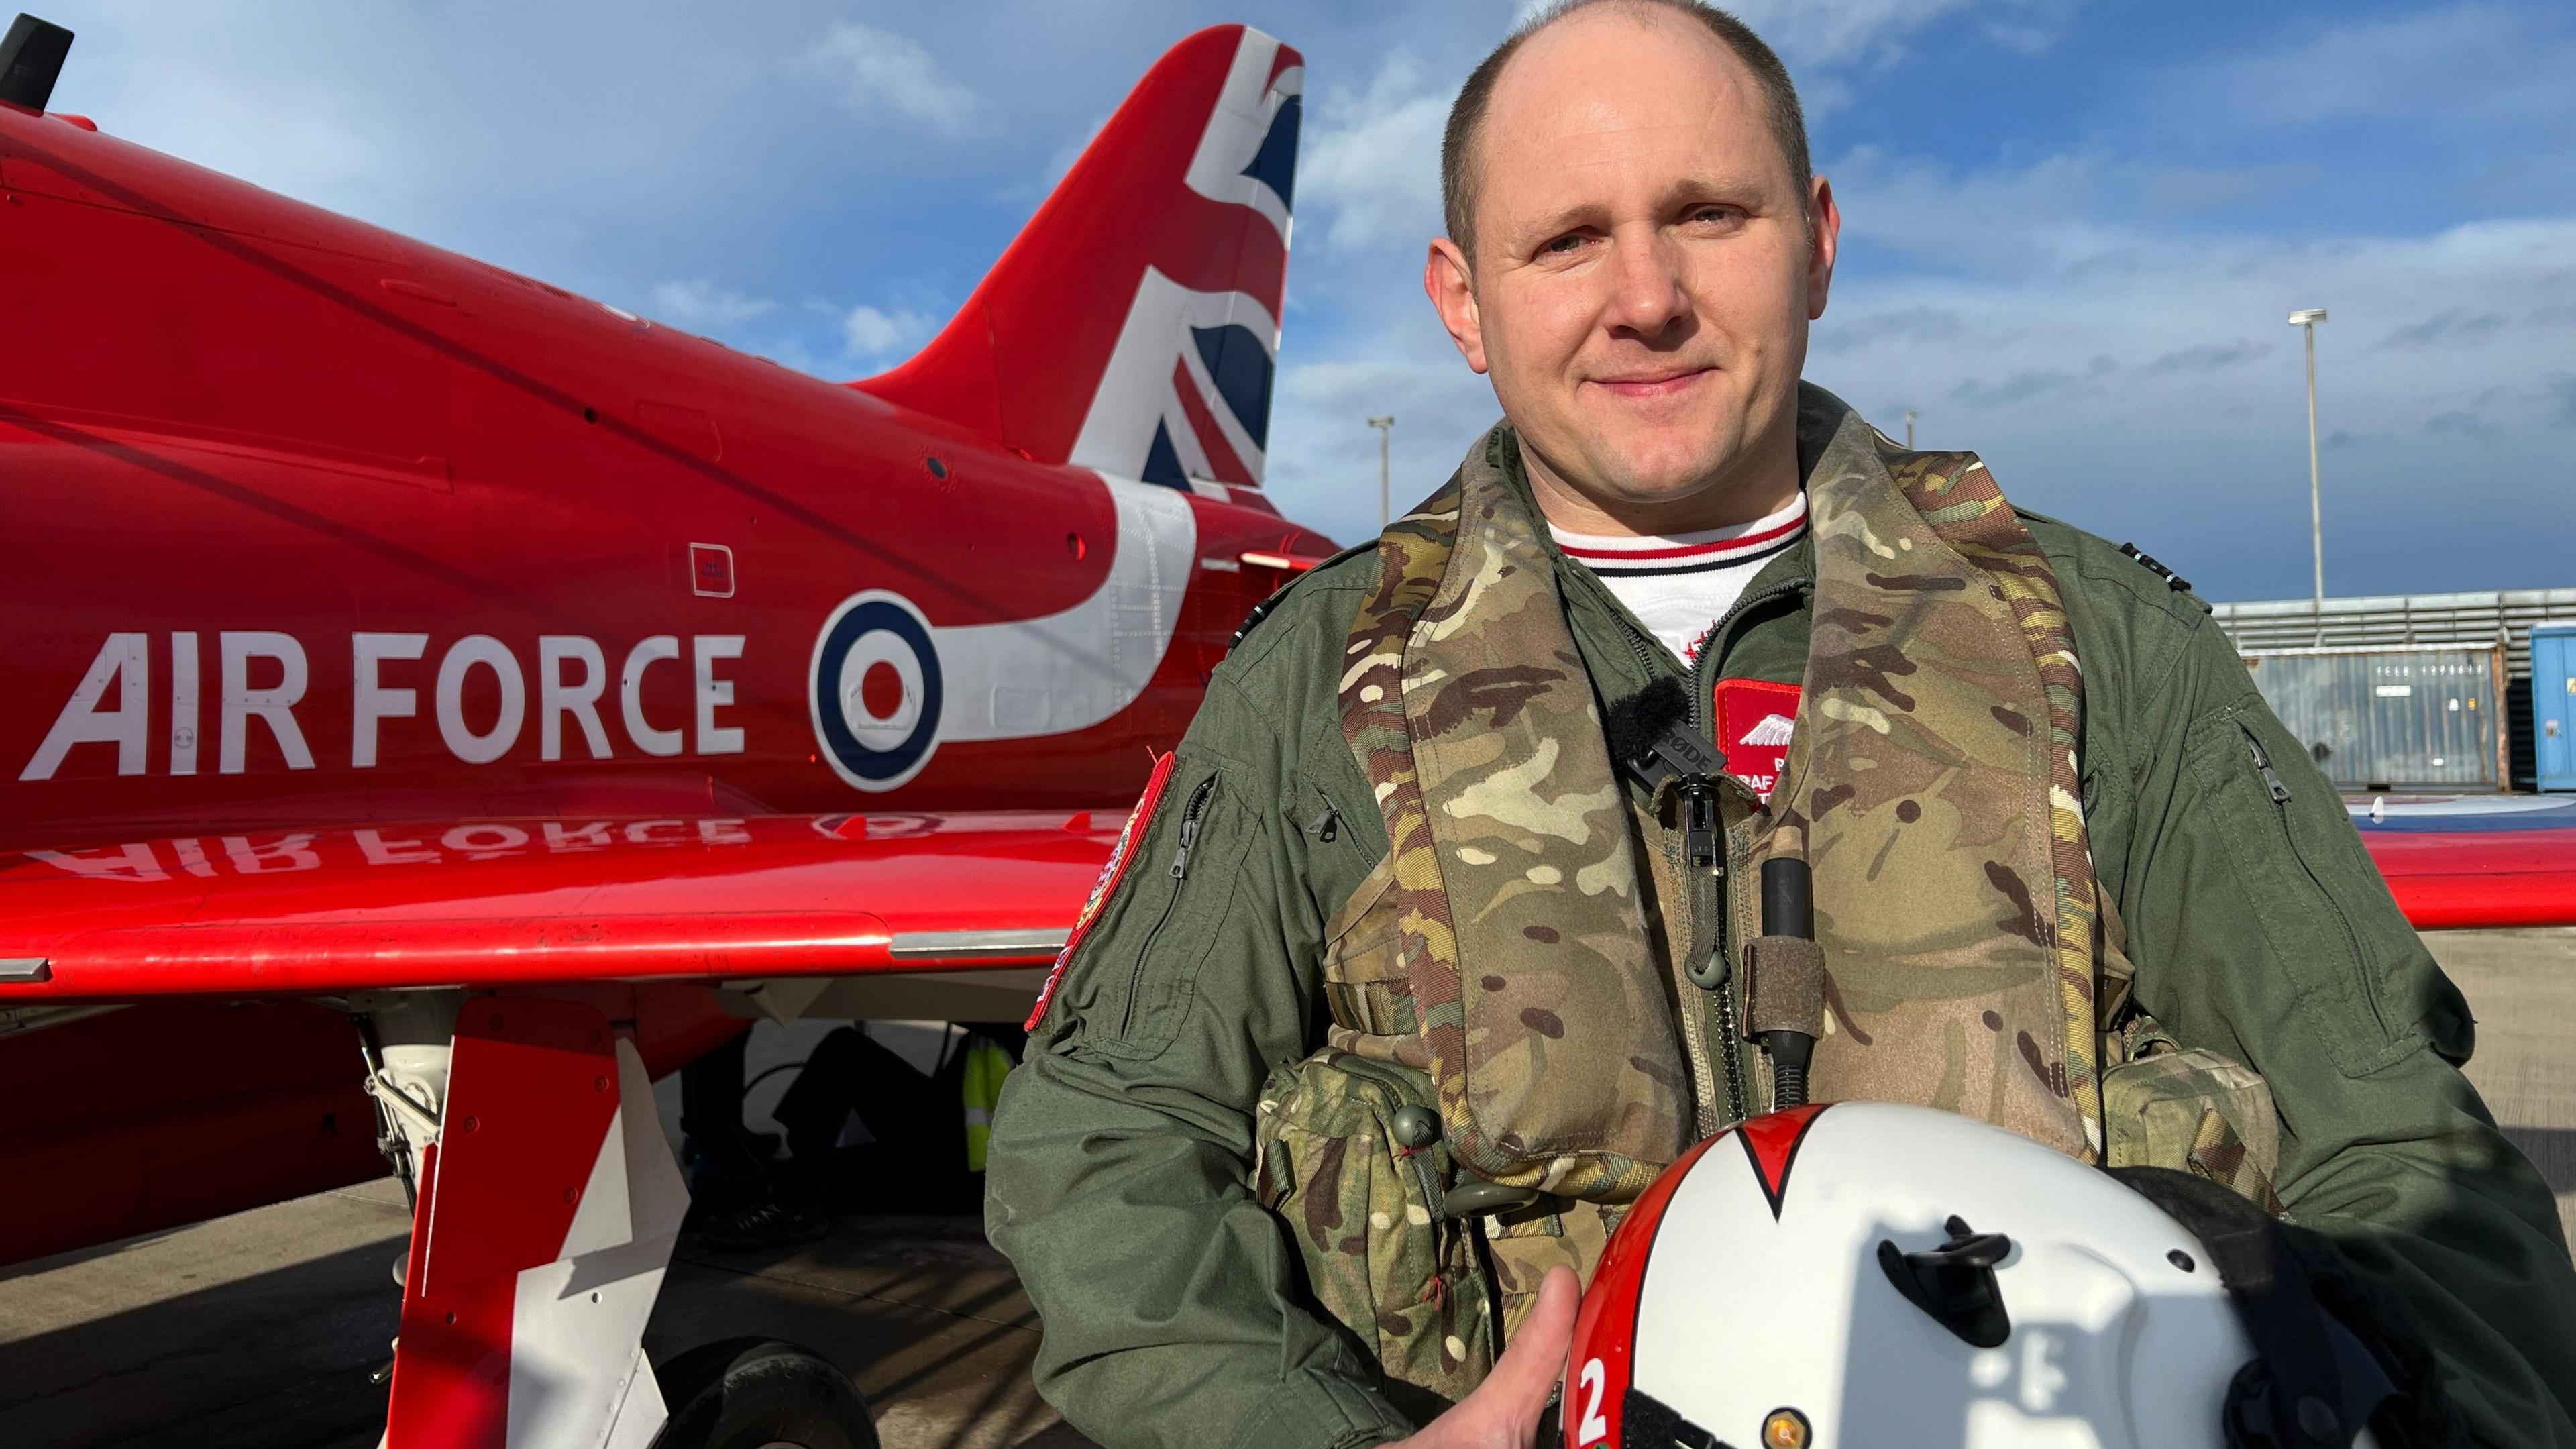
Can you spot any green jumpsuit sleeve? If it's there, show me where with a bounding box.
[983,663,1415,1449]
[2114,614,2576,1445]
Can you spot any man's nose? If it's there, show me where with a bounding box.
[1599,229,1691,342]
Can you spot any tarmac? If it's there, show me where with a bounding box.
[3,930,2571,1449]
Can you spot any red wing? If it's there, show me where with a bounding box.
[0,811,1117,1001]
[2353,795,2576,930]
[16,794,2555,1002]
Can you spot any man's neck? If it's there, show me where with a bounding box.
[1518,435,1803,539]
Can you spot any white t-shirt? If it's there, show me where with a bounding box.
[1550,494,1807,665]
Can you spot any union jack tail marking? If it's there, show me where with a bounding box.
[857,27,1301,502]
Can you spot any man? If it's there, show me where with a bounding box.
[681,1022,1020,1246]
[987,5,2576,1447]
[773,1022,1022,1214]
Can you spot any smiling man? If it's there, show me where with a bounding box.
[987,5,2576,1448]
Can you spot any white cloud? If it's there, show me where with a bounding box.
[1040,118,1104,190]
[1803,158,2576,594]
[1271,133,2576,592]
[1265,294,1511,545]
[45,0,2573,599]
[1714,0,2082,68]
[649,280,779,330]
[2180,3,2576,129]
[841,303,936,362]
[1515,0,2075,62]
[48,1,839,284]
[1299,55,1452,252]
[1827,146,2115,272]
[1817,149,2576,443]
[797,21,985,138]
[1504,0,2092,64]
[1298,1,2088,261]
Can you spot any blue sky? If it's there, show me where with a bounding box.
[40,1,2576,601]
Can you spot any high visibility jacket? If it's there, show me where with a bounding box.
[960,1032,1012,1173]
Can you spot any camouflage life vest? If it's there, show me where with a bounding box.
[1330,386,2111,1171]
[1765,390,2108,1159]
[1252,386,2278,1406]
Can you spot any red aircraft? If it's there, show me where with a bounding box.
[0,13,1315,1445]
[1,9,2569,1448]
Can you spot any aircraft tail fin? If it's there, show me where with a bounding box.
[853,25,1299,493]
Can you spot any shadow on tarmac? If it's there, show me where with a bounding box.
[0,1212,1097,1449]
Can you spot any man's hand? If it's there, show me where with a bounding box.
[1386,1267,1581,1449]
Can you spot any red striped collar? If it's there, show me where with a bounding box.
[1550,499,1806,565]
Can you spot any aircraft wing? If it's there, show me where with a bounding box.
[3,792,2560,1006]
[0,812,1118,1002]
[2352,794,2576,930]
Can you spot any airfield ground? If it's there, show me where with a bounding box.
[4,930,2572,1449]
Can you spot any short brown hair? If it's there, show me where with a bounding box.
[1440,0,1811,258]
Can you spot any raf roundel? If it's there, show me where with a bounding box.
[809,590,944,792]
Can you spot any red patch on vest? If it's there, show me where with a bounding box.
[1714,678,1801,802]
[1025,751,1179,1031]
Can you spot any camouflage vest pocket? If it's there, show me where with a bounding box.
[1481,1201,1619,1341]
[1254,1049,1495,1405]
[1320,850,1427,1062]
[2100,1040,2286,1214]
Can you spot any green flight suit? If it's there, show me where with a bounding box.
[985,431,2576,1449]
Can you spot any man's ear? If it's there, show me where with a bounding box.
[1424,237,1489,376]
[1805,174,1841,322]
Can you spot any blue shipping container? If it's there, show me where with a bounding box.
[2538,623,2576,792]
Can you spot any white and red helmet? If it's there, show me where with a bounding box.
[1564,1103,2376,1449]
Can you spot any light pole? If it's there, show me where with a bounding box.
[2288,307,2328,642]
[1368,415,1395,529]
[1904,408,1917,449]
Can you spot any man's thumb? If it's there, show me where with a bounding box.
[1480,1267,1583,1430]
[1388,1268,1585,1449]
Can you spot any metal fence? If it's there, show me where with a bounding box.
[2211,590,2576,679]
[2240,645,2508,792]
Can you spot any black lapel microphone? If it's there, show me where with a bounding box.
[1603,676,1722,790]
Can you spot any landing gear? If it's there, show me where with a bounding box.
[649,1338,879,1449]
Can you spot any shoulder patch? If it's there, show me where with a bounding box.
[1025,750,1180,1032]
[2116,541,2194,594]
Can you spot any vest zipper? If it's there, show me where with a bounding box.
[2237,720,2387,1038]
[1678,779,1748,1126]
[1660,824,1726,1138]
[1595,607,1730,1130]
[1597,580,1801,1132]
[1688,578,1807,736]
[1688,578,1801,1127]
[1119,773,1220,1038]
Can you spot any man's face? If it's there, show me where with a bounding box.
[1426,9,1839,519]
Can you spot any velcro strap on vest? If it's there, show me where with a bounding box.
[1745,936,1827,1040]
[1324,979,1419,1037]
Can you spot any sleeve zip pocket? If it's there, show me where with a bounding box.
[1119,773,1221,1038]
[2235,717,2385,1039]
[2241,725,2292,803]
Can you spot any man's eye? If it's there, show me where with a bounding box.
[1688,205,1744,225]
[1543,233,1586,255]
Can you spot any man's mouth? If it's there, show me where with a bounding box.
[1588,366,1714,400]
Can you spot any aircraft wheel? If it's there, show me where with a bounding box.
[650,1338,878,1449]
